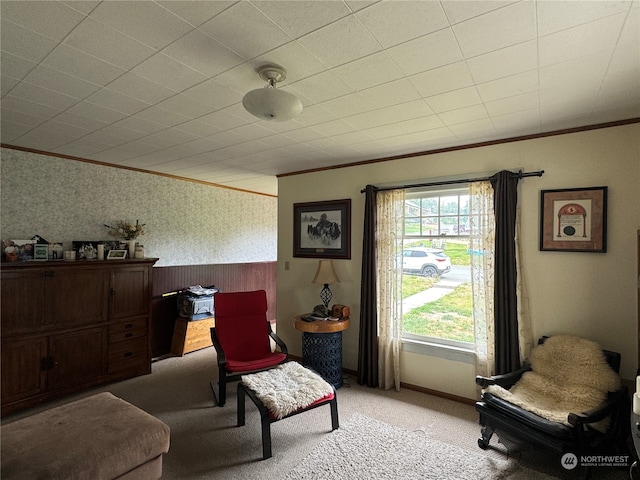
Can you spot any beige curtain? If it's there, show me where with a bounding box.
[469,181,496,378]
[515,202,534,363]
[376,189,405,391]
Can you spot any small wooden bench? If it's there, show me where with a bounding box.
[237,362,339,459]
[171,316,215,356]
[1,392,170,480]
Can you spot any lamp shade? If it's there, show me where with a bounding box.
[242,87,303,122]
[312,260,340,285]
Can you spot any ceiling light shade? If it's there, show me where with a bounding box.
[242,65,302,122]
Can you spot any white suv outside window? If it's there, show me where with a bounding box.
[402,248,451,277]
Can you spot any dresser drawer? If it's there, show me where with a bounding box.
[109,319,147,343]
[108,336,148,374]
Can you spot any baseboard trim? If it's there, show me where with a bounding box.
[399,381,476,405]
[286,358,477,406]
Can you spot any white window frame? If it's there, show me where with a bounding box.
[401,185,475,363]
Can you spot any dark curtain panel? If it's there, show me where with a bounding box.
[490,171,521,374]
[357,185,379,387]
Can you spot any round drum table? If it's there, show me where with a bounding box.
[294,315,350,389]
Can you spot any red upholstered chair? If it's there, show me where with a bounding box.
[210,290,288,407]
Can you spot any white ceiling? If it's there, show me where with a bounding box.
[2,1,639,196]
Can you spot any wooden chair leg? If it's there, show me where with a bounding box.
[478,424,494,449]
[261,412,272,459]
[237,384,246,427]
[211,368,227,407]
[219,367,228,406]
[330,395,339,431]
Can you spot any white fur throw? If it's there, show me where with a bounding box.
[241,362,334,419]
[484,335,621,430]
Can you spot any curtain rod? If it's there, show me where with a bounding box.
[360,169,544,193]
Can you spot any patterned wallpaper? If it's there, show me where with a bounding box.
[0,148,277,266]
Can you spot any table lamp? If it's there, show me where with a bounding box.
[312,260,340,308]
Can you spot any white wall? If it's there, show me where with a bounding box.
[276,124,640,399]
[0,148,277,266]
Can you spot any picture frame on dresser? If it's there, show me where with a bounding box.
[107,249,127,260]
[3,239,34,261]
[33,244,49,260]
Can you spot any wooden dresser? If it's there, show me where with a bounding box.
[1,258,157,415]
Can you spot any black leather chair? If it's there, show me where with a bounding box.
[475,336,630,458]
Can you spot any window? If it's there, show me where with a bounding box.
[404,188,470,238]
[401,186,476,354]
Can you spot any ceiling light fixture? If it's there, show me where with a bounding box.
[242,65,303,122]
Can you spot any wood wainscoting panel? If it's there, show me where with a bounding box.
[151,262,276,357]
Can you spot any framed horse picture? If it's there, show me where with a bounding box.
[294,199,351,259]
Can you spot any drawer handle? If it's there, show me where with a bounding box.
[124,323,133,329]
[124,352,133,357]
[125,333,133,338]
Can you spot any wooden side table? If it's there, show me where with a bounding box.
[294,315,350,388]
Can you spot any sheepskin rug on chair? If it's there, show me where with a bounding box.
[484,335,621,430]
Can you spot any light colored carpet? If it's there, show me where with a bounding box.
[285,412,559,480]
[2,347,629,479]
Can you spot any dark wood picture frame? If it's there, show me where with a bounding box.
[540,186,607,252]
[294,199,351,259]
